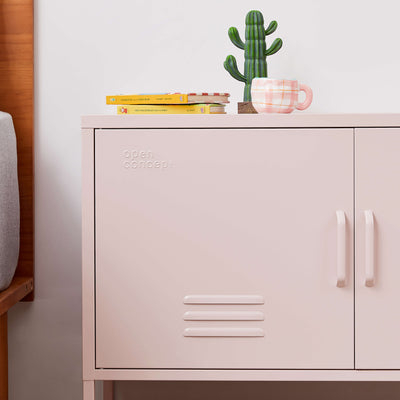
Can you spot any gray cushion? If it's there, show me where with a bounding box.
[0,112,20,291]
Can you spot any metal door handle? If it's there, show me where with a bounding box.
[336,210,346,287]
[365,210,375,287]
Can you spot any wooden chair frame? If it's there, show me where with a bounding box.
[0,0,34,398]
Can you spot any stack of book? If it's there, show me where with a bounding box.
[106,92,230,114]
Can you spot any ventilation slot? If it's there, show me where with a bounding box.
[183,294,265,338]
[183,311,264,321]
[183,294,264,305]
[184,328,264,337]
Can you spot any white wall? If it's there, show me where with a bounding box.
[7,0,400,399]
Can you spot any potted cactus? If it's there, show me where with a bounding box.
[224,10,283,113]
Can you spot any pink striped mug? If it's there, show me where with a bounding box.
[251,78,313,114]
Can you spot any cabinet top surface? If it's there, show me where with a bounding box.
[81,113,400,130]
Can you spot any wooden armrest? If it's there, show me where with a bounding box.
[0,277,33,316]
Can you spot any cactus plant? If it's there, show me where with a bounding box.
[224,10,283,102]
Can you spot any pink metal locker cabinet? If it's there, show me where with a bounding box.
[82,114,400,400]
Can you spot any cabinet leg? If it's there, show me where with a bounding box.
[0,312,8,400]
[103,381,114,400]
[83,380,95,400]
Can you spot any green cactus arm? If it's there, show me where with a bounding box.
[224,55,246,82]
[228,27,245,50]
[265,20,278,36]
[265,38,283,56]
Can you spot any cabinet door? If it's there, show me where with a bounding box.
[95,128,353,369]
[356,128,400,369]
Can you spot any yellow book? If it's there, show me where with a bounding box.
[117,104,226,115]
[107,92,230,105]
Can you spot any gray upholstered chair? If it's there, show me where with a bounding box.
[0,112,20,291]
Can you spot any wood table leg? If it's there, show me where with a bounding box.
[0,312,8,400]
[103,381,114,400]
[83,380,95,400]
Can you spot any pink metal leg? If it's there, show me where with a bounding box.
[83,380,95,400]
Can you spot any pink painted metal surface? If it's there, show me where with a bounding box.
[81,114,400,130]
[94,128,353,369]
[91,368,400,381]
[82,129,96,380]
[355,128,400,369]
[83,380,95,400]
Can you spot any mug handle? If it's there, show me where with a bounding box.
[296,84,313,111]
